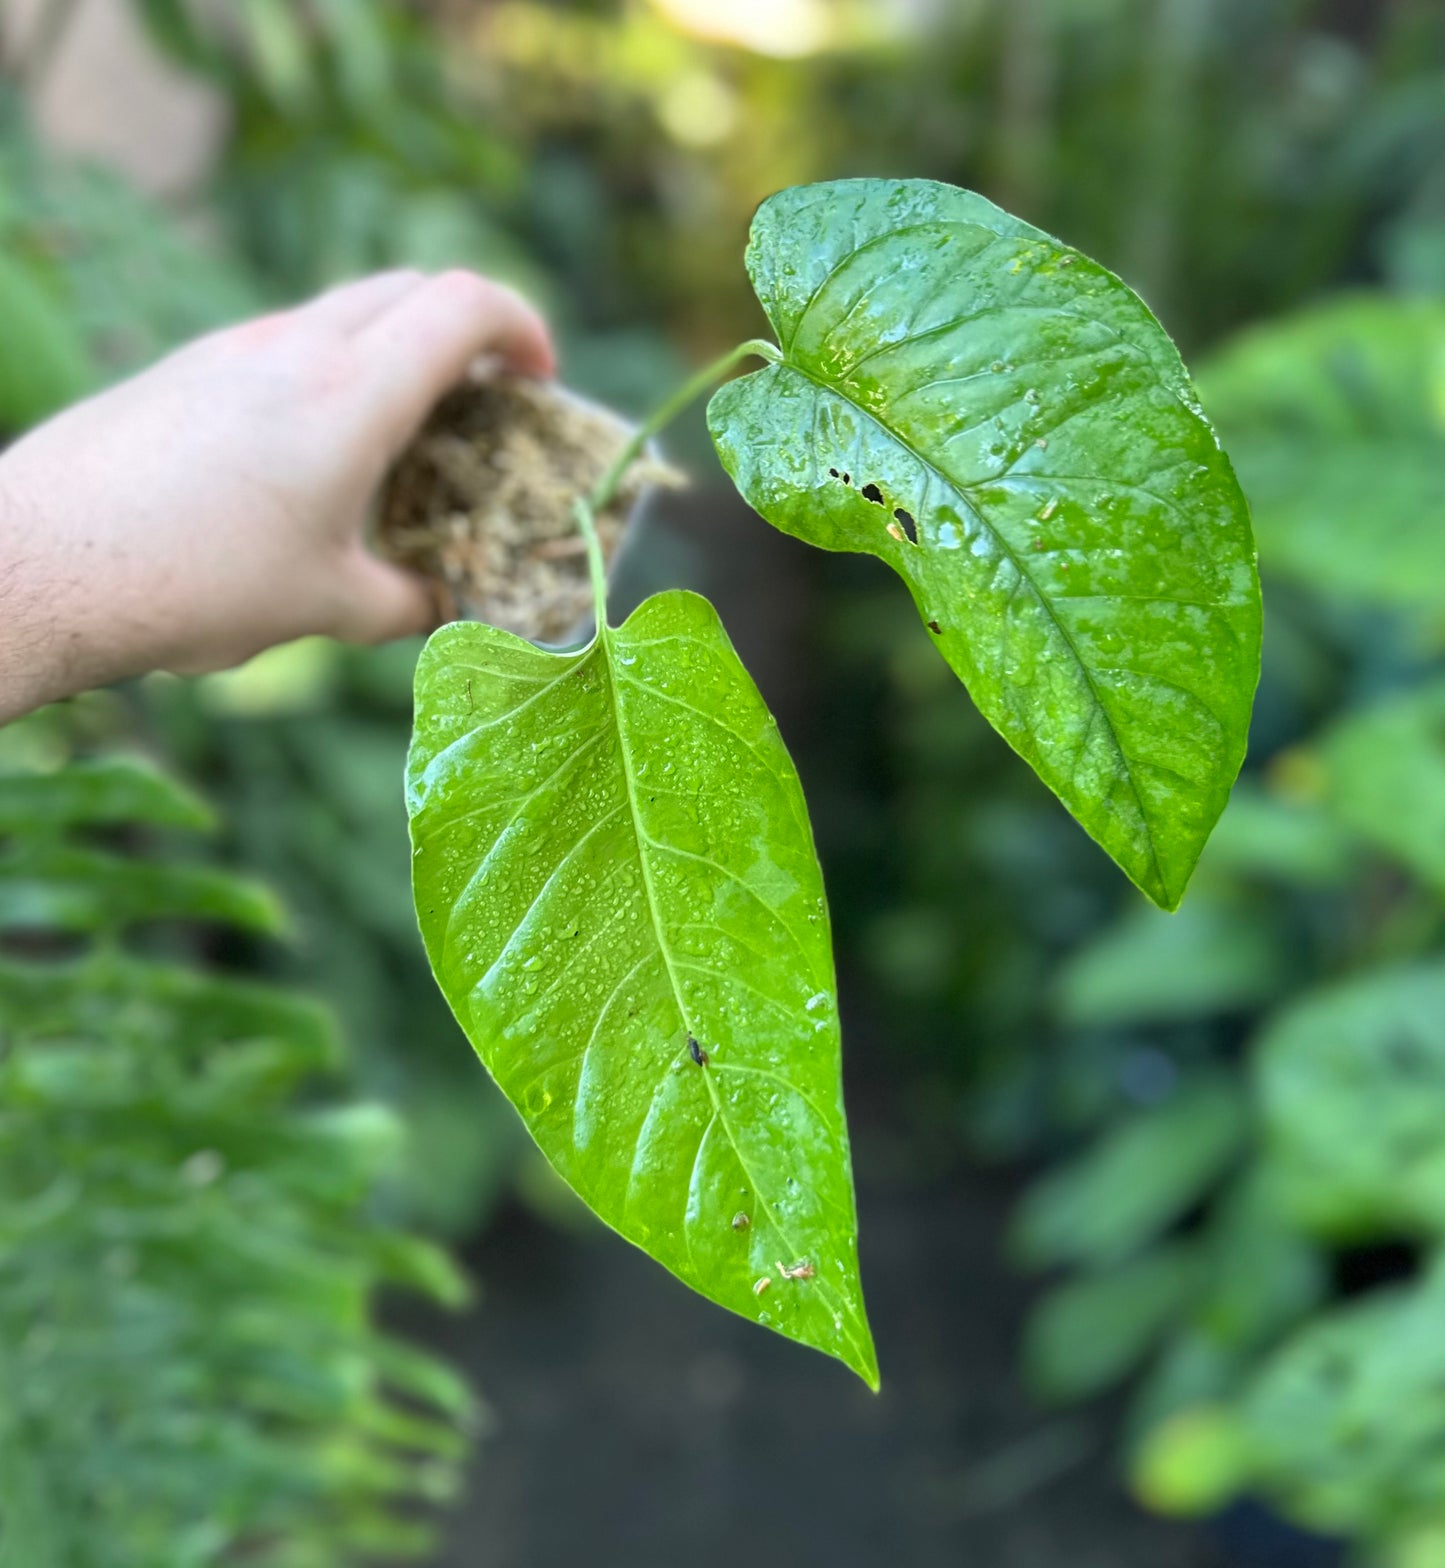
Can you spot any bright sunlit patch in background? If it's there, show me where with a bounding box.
[650,0,833,58]
[658,69,739,146]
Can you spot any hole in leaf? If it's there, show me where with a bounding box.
[860,482,884,505]
[894,508,917,543]
[828,468,839,478]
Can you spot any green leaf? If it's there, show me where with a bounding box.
[130,0,224,71]
[0,955,338,1071]
[709,178,1260,910]
[1056,891,1286,1027]
[0,757,214,834]
[1190,1175,1326,1352]
[1317,678,1445,898]
[1196,784,1359,890]
[1132,1405,1251,1518]
[240,0,315,111]
[0,845,286,937]
[1013,1076,1246,1270]
[1233,1270,1445,1537]
[311,0,393,107]
[407,591,876,1387]
[0,252,95,431]
[1256,963,1445,1237]
[1196,294,1445,616]
[1025,1244,1201,1402]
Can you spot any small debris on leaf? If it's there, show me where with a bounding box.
[927,620,942,635]
[776,1259,816,1281]
[732,1212,751,1231]
[753,1276,772,1296]
[688,1034,709,1067]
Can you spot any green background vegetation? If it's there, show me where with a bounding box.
[2,0,1444,1562]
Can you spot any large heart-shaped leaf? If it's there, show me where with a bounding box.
[709,178,1261,910]
[407,591,876,1386]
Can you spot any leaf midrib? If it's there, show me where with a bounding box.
[771,355,1171,903]
[597,623,873,1377]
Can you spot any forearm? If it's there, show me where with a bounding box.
[0,425,178,725]
[0,460,85,725]
[0,269,552,728]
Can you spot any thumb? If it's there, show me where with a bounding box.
[332,550,442,646]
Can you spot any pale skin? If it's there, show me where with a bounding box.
[0,268,555,725]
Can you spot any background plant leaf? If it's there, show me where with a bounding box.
[1196,295,1445,619]
[0,252,95,432]
[0,743,467,1567]
[1056,891,1286,1028]
[1257,964,1445,1237]
[1012,1075,1246,1270]
[709,177,1261,910]
[407,591,876,1386]
[1025,1244,1201,1403]
[1317,678,1445,899]
[1229,1268,1445,1539]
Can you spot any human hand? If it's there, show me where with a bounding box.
[0,269,554,723]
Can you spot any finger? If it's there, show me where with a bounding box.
[354,270,556,442]
[303,269,428,336]
[331,551,442,645]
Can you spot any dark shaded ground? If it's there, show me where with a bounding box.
[409,1151,1223,1568]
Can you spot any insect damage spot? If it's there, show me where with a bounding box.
[860,482,884,505]
[688,1034,709,1067]
[893,508,917,543]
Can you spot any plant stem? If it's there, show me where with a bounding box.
[573,336,780,630]
[571,497,611,628]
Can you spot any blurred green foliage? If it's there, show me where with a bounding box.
[0,715,471,1565]
[4,0,1445,1560]
[963,295,1445,1561]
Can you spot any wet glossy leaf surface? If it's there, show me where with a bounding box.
[710,178,1261,909]
[407,591,876,1385]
